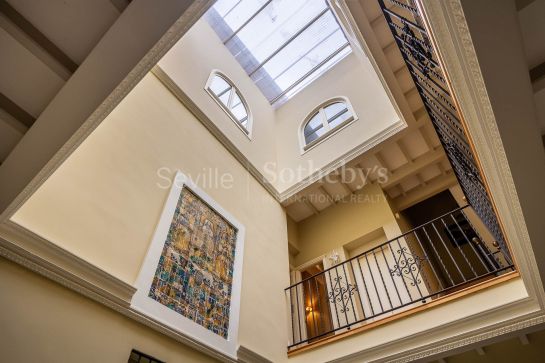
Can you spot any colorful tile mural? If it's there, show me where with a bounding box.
[149,186,237,339]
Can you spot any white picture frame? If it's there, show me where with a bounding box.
[131,171,245,358]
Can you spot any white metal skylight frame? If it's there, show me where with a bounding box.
[206,0,352,106]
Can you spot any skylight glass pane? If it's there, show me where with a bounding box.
[209,75,231,96]
[234,0,327,62]
[230,91,248,122]
[283,45,351,100]
[206,0,352,105]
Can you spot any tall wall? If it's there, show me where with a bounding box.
[158,19,279,179]
[273,54,401,193]
[293,183,401,267]
[0,257,219,363]
[10,73,290,362]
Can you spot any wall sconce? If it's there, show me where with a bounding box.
[328,250,340,265]
[305,306,313,313]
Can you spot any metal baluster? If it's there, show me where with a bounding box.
[422,225,455,286]
[440,217,477,278]
[364,252,385,313]
[390,241,413,301]
[449,212,493,273]
[356,256,375,316]
[341,262,357,324]
[431,222,466,282]
[333,266,350,326]
[372,249,393,310]
[395,238,422,299]
[348,259,366,321]
[327,269,341,329]
[294,284,302,344]
[460,208,510,267]
[383,244,405,306]
[414,230,444,290]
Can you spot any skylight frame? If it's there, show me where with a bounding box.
[206,0,353,106]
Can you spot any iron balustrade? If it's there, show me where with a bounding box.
[285,206,514,349]
[376,0,512,264]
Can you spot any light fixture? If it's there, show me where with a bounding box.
[306,306,313,313]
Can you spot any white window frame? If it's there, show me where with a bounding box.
[205,70,253,139]
[300,96,357,153]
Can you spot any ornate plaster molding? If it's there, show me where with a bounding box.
[417,0,545,304]
[237,345,273,363]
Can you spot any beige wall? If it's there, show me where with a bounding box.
[158,19,279,179]
[293,183,400,267]
[11,74,290,362]
[273,54,401,192]
[0,257,219,363]
[158,20,401,194]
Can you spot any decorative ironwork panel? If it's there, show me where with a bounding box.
[377,0,511,261]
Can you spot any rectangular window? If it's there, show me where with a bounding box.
[206,0,352,105]
[128,349,165,363]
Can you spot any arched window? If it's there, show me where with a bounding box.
[206,71,252,137]
[302,98,356,150]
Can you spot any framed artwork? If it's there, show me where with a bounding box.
[131,171,244,358]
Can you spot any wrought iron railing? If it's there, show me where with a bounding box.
[285,206,514,349]
[377,0,512,263]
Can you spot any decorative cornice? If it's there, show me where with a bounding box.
[237,345,273,363]
[0,221,136,304]
[376,313,545,363]
[418,0,545,304]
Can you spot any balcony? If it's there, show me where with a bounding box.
[285,205,515,351]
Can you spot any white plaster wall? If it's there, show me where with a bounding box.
[158,19,279,179]
[273,53,401,193]
[11,74,290,362]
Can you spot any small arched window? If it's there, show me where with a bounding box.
[206,71,251,137]
[302,98,356,150]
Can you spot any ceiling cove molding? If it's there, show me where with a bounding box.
[236,345,273,363]
[418,0,545,306]
[0,221,135,304]
[0,221,237,363]
[0,0,216,224]
[327,310,545,363]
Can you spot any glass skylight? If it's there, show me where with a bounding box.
[206,0,352,105]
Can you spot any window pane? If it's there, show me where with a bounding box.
[207,0,352,104]
[219,0,268,33]
[328,110,351,129]
[230,91,248,123]
[234,0,328,63]
[258,13,345,81]
[283,46,351,101]
[304,113,326,144]
[209,75,231,97]
[324,102,347,120]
